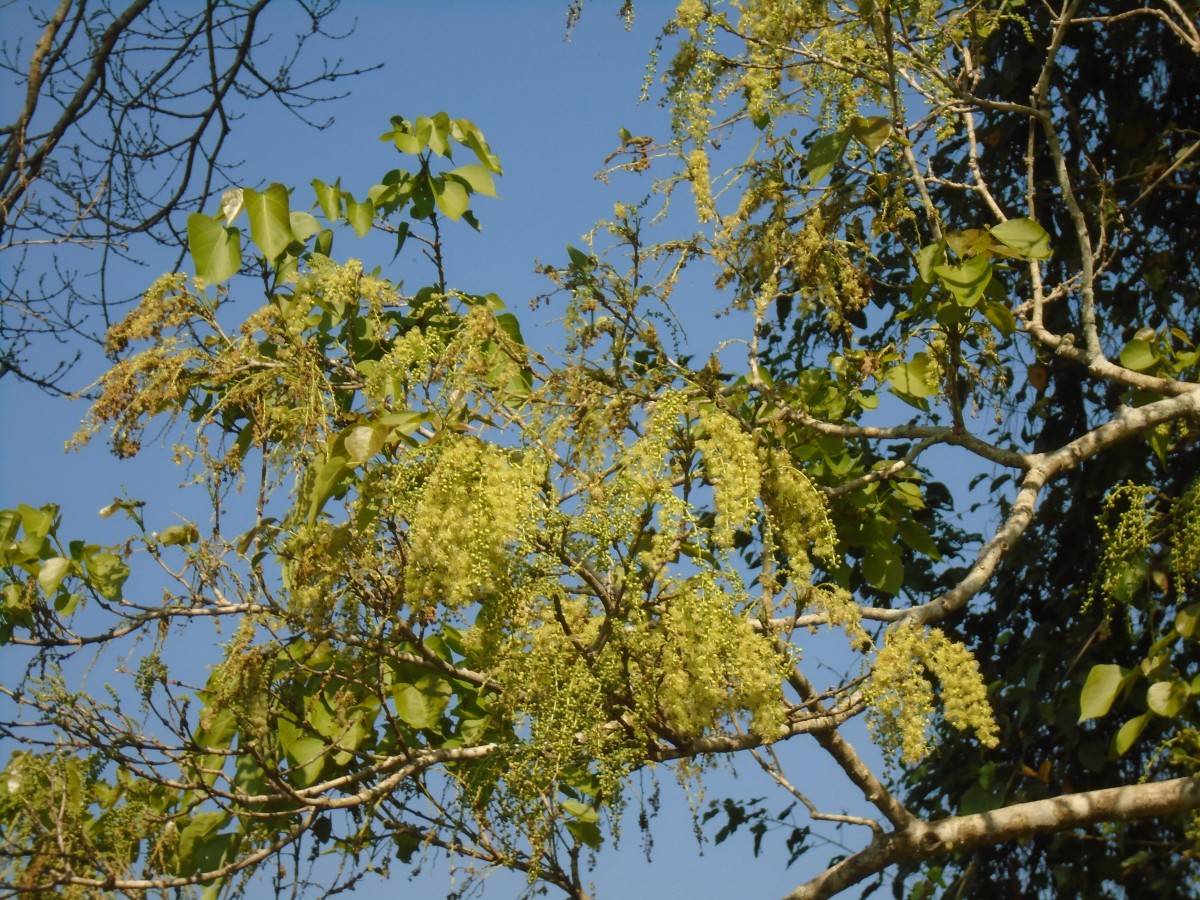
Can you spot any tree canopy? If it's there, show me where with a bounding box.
[2,2,1199,899]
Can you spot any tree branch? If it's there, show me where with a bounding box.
[785,776,1200,900]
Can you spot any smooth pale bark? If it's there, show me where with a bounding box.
[785,775,1200,900]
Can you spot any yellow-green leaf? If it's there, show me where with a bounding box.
[849,115,892,155]
[306,454,351,523]
[1176,603,1200,638]
[448,163,497,197]
[1111,712,1150,756]
[1079,663,1125,721]
[1146,680,1188,717]
[934,255,992,307]
[187,213,242,284]
[884,353,938,398]
[989,217,1052,260]
[806,130,850,183]
[290,210,321,242]
[243,183,295,261]
[37,557,71,595]
[343,193,374,237]
[433,177,469,220]
[312,178,342,221]
[343,424,386,464]
[158,524,199,547]
[1119,337,1157,372]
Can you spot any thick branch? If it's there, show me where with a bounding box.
[785,775,1200,900]
[900,386,1200,626]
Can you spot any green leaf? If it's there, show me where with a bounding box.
[1119,337,1158,372]
[379,409,432,436]
[177,811,228,874]
[157,524,199,547]
[916,242,946,284]
[287,736,326,787]
[566,817,604,849]
[945,229,995,259]
[307,454,351,523]
[1111,712,1150,757]
[305,695,338,741]
[452,694,494,744]
[890,481,925,510]
[849,115,892,154]
[851,388,879,410]
[1175,603,1200,639]
[242,184,295,261]
[958,783,1000,815]
[989,217,1052,260]
[982,300,1017,336]
[884,353,938,398]
[566,245,594,272]
[0,508,19,543]
[191,833,238,880]
[862,543,903,594]
[393,675,452,729]
[331,714,371,765]
[1079,663,1125,721]
[194,706,237,751]
[494,311,526,345]
[806,130,850,183]
[432,177,469,220]
[448,163,497,197]
[560,798,600,823]
[37,557,71,596]
[371,171,413,212]
[18,503,56,538]
[933,255,992,307]
[409,180,434,220]
[343,194,374,237]
[342,424,386,464]
[1109,559,1148,603]
[561,797,601,846]
[312,178,342,221]
[86,552,129,601]
[391,221,410,259]
[897,519,941,560]
[393,830,422,863]
[273,714,326,787]
[388,129,423,155]
[1146,680,1188,717]
[290,210,321,243]
[425,112,452,157]
[187,213,242,284]
[455,119,503,172]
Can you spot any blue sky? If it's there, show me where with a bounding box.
[0,3,888,897]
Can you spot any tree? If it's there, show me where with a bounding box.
[888,2,1200,894]
[0,0,372,393]
[2,3,1199,900]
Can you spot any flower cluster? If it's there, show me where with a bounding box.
[761,450,838,583]
[865,625,998,765]
[695,404,760,548]
[405,438,542,610]
[1171,477,1200,599]
[1089,482,1155,612]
